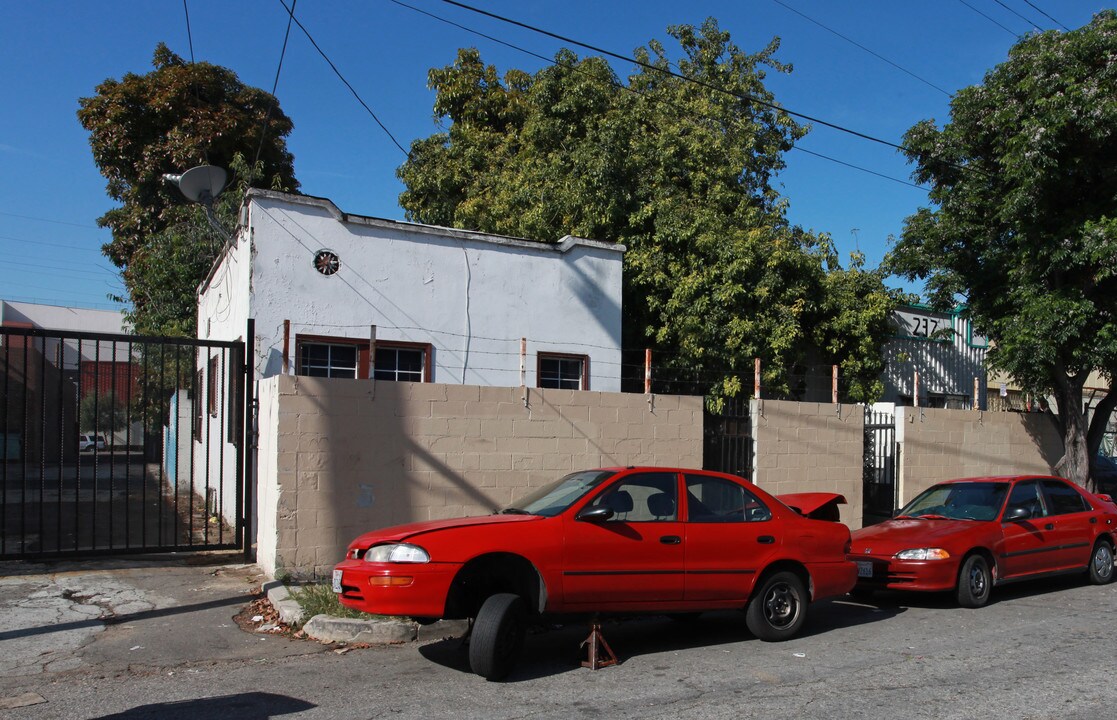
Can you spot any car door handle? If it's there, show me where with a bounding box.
[757,536,775,544]
[659,535,681,545]
[1044,523,1054,531]
[1090,517,1098,524]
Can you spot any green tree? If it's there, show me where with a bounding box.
[78,43,298,333]
[398,20,897,401]
[886,12,1117,488]
[80,390,128,433]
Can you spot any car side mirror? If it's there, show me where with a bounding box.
[1003,506,1030,522]
[576,506,614,522]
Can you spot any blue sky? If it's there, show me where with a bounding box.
[0,0,1106,312]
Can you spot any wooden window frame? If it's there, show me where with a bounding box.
[537,352,589,391]
[295,334,432,382]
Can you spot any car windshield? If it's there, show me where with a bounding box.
[504,470,618,517]
[896,482,1010,521]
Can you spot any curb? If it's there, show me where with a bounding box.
[263,581,469,645]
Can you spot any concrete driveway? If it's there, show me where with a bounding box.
[1,555,1115,719]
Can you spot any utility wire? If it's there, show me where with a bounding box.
[253,0,298,177]
[182,0,195,63]
[438,0,909,154]
[278,0,408,156]
[0,210,99,229]
[390,0,926,190]
[1021,0,1070,31]
[769,0,952,97]
[990,0,1042,31]
[956,0,1021,38]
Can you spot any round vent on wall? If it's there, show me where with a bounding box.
[314,249,340,276]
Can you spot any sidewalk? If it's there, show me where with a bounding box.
[0,552,321,706]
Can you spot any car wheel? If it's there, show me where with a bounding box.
[745,571,807,641]
[956,554,992,608]
[468,593,526,681]
[1088,540,1114,585]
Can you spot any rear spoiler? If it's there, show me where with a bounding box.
[777,492,847,522]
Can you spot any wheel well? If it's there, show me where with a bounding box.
[752,560,811,600]
[962,548,997,582]
[444,553,546,619]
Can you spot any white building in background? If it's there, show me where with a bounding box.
[197,189,626,391]
[880,304,988,409]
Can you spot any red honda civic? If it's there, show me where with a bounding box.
[333,467,857,679]
[849,475,1117,607]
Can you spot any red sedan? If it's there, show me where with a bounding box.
[850,475,1117,607]
[334,467,857,679]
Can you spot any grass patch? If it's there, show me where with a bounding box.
[288,584,408,626]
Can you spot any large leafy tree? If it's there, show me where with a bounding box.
[78,43,298,334]
[887,11,1117,488]
[399,20,897,401]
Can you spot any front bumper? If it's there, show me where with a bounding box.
[333,558,461,618]
[849,554,960,592]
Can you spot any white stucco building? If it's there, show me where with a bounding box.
[197,189,626,391]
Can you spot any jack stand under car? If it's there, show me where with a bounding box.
[580,620,617,670]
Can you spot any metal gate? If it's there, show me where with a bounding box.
[0,326,250,559]
[704,396,753,479]
[863,406,898,525]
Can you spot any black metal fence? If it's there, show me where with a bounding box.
[863,406,898,525]
[703,395,753,479]
[0,326,248,559]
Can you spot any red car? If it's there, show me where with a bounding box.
[333,467,857,679]
[850,475,1117,607]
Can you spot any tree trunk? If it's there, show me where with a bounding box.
[1052,369,1092,489]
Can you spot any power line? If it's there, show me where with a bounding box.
[0,234,111,256]
[769,0,952,98]
[438,0,909,154]
[277,0,408,156]
[182,0,196,63]
[253,0,298,174]
[956,0,1021,38]
[1021,0,1070,31]
[390,0,927,190]
[990,0,1042,31]
[0,210,100,230]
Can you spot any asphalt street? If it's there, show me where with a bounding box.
[0,555,1115,720]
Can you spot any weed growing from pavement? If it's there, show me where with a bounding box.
[289,584,406,625]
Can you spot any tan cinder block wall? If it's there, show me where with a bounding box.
[897,407,1062,505]
[751,399,865,529]
[258,375,704,578]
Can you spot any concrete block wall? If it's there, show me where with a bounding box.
[257,375,704,578]
[896,407,1062,505]
[750,399,865,529]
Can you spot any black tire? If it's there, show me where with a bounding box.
[956,554,992,608]
[745,571,807,641]
[468,593,526,681]
[1088,540,1115,585]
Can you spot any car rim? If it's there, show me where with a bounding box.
[1095,545,1113,580]
[969,563,987,598]
[763,582,800,629]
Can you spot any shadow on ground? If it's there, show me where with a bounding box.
[92,691,315,719]
[419,598,906,682]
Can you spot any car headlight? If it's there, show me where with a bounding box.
[894,548,951,561]
[363,543,430,563]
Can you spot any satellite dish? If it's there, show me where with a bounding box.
[163,165,227,206]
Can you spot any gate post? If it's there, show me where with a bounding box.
[242,318,255,561]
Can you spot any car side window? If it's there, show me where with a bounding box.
[684,474,771,523]
[1004,480,1043,520]
[590,472,677,522]
[1041,479,1089,515]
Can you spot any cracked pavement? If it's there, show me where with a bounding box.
[0,557,1115,719]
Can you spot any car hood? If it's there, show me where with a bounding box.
[851,518,988,552]
[347,514,540,547]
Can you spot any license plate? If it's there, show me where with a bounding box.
[856,561,873,578]
[332,569,343,593]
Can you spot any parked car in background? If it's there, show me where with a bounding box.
[78,434,107,452]
[334,467,857,680]
[850,475,1117,608]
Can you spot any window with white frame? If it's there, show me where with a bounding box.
[297,341,359,378]
[373,344,427,382]
[538,353,588,390]
[295,335,431,382]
